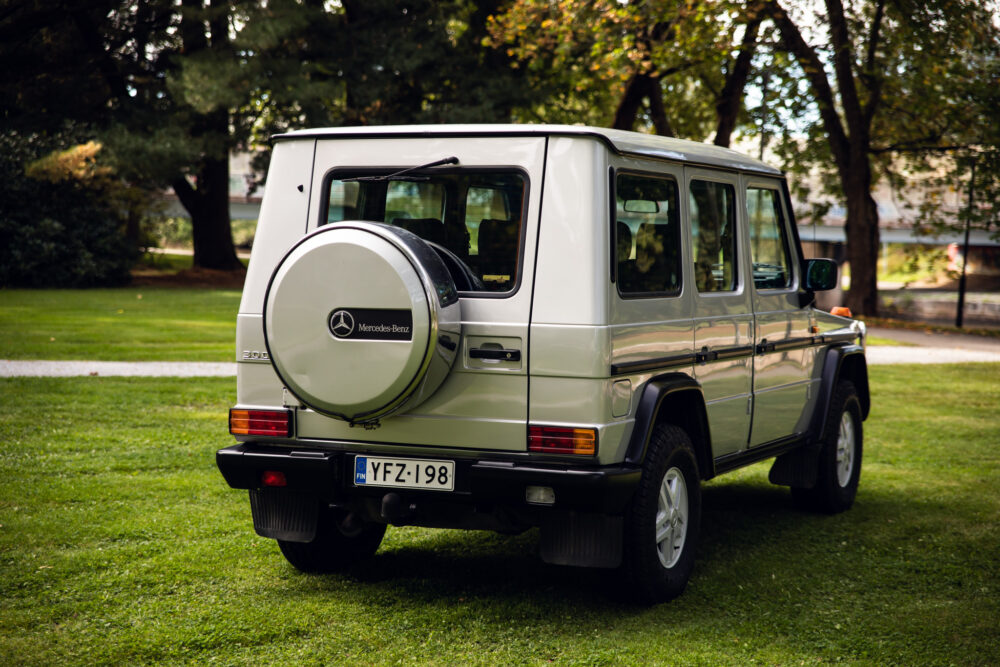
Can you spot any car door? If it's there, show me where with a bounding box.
[744,177,814,446]
[686,168,754,459]
[292,135,546,453]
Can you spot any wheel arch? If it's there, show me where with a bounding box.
[624,373,714,480]
[812,344,870,439]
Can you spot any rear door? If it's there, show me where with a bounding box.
[686,168,754,459]
[294,135,547,452]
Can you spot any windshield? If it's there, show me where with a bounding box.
[326,170,526,293]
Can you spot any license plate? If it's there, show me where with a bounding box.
[353,456,455,491]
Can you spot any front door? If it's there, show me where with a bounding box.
[745,177,814,446]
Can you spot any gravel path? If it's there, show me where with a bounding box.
[0,360,236,377]
[864,346,1000,365]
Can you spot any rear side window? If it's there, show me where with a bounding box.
[747,187,793,290]
[614,172,682,297]
[325,170,526,293]
[690,180,737,292]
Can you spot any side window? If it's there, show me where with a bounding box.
[690,179,737,292]
[747,187,793,290]
[615,172,681,296]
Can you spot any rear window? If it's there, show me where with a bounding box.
[326,170,526,293]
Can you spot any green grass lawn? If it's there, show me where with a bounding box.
[1,366,998,665]
[0,288,240,361]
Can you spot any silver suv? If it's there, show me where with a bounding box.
[217,125,869,603]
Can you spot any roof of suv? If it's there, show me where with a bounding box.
[274,124,782,176]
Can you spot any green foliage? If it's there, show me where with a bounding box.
[876,244,953,285]
[0,132,136,288]
[0,288,240,361]
[487,0,741,135]
[772,0,1000,234]
[1,367,998,664]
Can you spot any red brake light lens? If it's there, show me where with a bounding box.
[528,426,597,456]
[229,409,292,437]
[261,470,287,487]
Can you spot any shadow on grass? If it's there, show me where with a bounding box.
[280,477,851,612]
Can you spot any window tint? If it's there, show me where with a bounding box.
[386,182,444,223]
[326,170,525,293]
[747,187,793,290]
[690,180,737,292]
[465,186,509,258]
[615,173,681,296]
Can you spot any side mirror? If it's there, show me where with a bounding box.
[804,258,838,291]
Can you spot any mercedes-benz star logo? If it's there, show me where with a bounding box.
[329,309,355,338]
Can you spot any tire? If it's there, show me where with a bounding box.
[792,379,863,513]
[277,507,387,573]
[622,424,702,604]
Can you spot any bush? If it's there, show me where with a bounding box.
[0,134,136,287]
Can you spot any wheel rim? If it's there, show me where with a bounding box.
[655,467,688,569]
[836,411,856,487]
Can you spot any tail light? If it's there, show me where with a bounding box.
[528,426,597,455]
[229,408,292,437]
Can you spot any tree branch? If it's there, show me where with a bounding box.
[646,76,675,137]
[171,175,202,217]
[861,0,887,128]
[714,1,765,147]
[824,0,865,140]
[764,0,850,172]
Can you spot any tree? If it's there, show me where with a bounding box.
[0,0,244,269]
[762,0,1000,315]
[1,1,538,270]
[487,0,768,147]
[0,133,135,287]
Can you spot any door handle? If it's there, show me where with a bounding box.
[696,347,718,364]
[469,347,521,362]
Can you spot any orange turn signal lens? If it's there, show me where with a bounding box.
[528,426,597,456]
[229,409,292,437]
[831,306,852,318]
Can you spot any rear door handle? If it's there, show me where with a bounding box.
[469,347,521,362]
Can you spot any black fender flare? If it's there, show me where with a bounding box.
[810,343,870,437]
[769,343,870,488]
[624,373,714,480]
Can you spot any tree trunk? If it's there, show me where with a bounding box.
[612,73,674,136]
[172,153,241,271]
[193,156,240,270]
[842,165,880,316]
[765,0,885,316]
[612,74,648,131]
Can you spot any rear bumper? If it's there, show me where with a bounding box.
[216,443,640,514]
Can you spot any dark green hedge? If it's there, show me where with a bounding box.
[0,136,135,288]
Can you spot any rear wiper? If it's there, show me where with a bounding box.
[342,156,459,182]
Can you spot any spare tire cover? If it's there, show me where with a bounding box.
[264,221,461,423]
